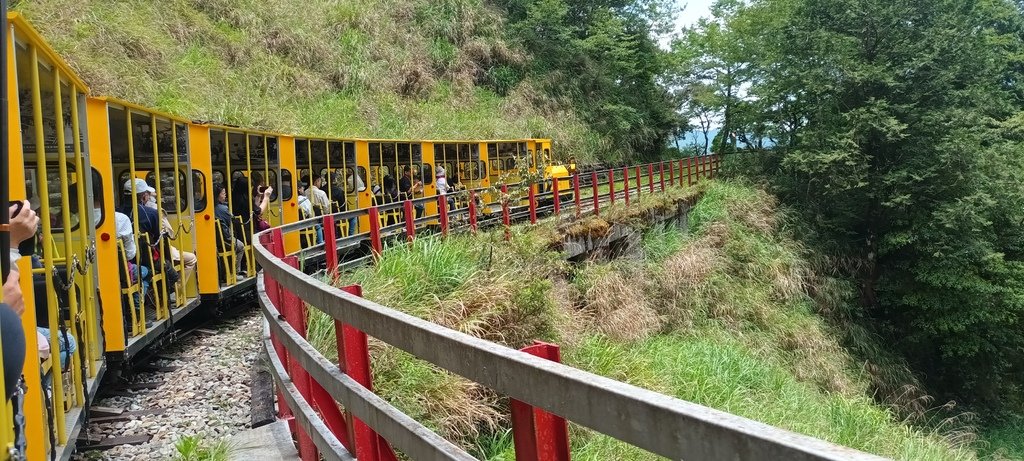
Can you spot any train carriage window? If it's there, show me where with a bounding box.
[281,170,293,201]
[91,168,105,228]
[267,170,279,201]
[267,137,279,163]
[212,170,225,189]
[490,159,501,173]
[477,161,487,180]
[27,162,82,232]
[146,170,188,213]
[506,158,516,170]
[345,167,367,194]
[420,164,432,185]
[193,170,207,212]
[116,169,134,211]
[210,130,226,164]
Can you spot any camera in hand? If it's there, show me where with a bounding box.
[256,185,267,195]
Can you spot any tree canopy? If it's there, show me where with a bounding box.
[498,0,681,161]
[677,0,1024,410]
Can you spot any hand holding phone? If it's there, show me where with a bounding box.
[8,201,39,246]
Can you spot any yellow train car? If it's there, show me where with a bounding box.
[87,96,204,359]
[6,13,105,460]
[202,125,290,292]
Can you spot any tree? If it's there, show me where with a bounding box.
[498,0,679,161]
[685,0,1024,408]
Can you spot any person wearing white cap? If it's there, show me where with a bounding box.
[119,178,161,245]
[436,166,455,211]
[141,186,197,298]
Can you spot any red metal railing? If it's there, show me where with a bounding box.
[250,155,877,461]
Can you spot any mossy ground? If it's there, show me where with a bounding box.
[307,181,980,460]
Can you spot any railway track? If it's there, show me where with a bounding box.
[73,308,263,460]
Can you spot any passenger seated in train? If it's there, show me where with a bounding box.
[347,169,365,193]
[330,172,346,212]
[119,179,161,249]
[399,166,424,218]
[120,178,179,301]
[92,183,149,317]
[213,183,246,278]
[145,198,196,297]
[306,175,330,217]
[230,176,274,238]
[436,166,456,211]
[296,180,323,245]
[376,175,400,226]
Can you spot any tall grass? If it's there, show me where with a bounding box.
[978,416,1024,460]
[14,0,606,161]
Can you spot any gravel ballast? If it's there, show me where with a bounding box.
[76,311,263,460]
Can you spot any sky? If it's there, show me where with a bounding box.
[659,0,715,49]
[675,0,716,29]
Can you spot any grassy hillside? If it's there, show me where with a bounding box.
[13,0,604,160]
[307,182,979,460]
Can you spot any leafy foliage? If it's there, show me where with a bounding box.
[677,0,1024,411]
[496,0,681,160]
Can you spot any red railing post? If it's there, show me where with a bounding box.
[608,170,615,205]
[679,159,685,187]
[624,168,630,206]
[323,215,338,274]
[648,164,654,193]
[511,341,571,461]
[438,195,450,236]
[335,285,398,461]
[552,177,560,216]
[573,173,581,219]
[636,166,642,196]
[591,172,599,217]
[281,256,317,461]
[528,184,537,224]
[368,207,383,255]
[659,162,665,192]
[669,160,675,186]
[265,231,292,423]
[403,200,416,243]
[687,157,694,186]
[502,184,511,242]
[469,191,478,233]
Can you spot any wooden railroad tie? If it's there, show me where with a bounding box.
[78,434,152,451]
[89,408,166,424]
